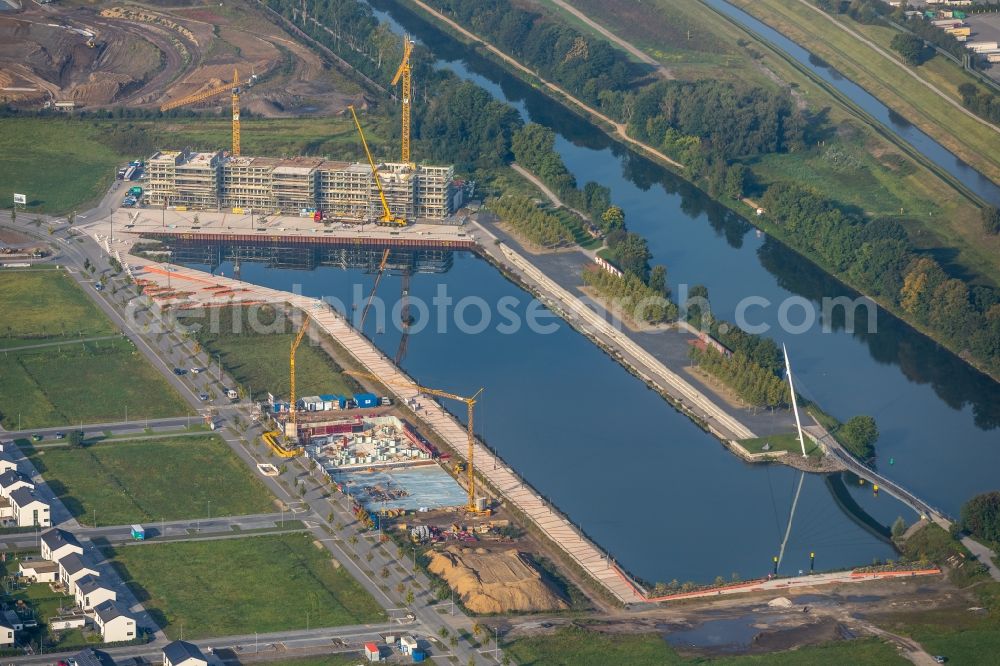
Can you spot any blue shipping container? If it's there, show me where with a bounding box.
[412,650,426,663]
[354,393,378,408]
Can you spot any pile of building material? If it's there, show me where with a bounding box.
[427,546,568,613]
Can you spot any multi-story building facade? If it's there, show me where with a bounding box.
[143,150,456,221]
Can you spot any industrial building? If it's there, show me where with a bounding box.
[143,150,460,222]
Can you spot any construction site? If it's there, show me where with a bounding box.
[0,1,362,114]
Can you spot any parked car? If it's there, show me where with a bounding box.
[31,434,43,441]
[173,368,187,376]
[55,432,66,439]
[198,393,210,401]
[191,367,203,374]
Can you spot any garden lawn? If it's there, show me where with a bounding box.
[111,533,386,638]
[26,435,275,525]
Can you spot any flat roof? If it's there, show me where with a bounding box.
[20,560,59,573]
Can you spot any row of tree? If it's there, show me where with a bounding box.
[426,0,640,113]
[485,195,576,248]
[581,266,677,324]
[760,183,1000,377]
[511,123,611,223]
[683,285,783,376]
[628,80,806,164]
[958,83,1000,125]
[689,345,789,410]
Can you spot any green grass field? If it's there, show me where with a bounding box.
[505,625,907,665]
[0,269,189,428]
[181,306,355,402]
[0,270,117,347]
[24,434,276,525]
[740,432,820,457]
[0,338,190,429]
[110,533,386,638]
[0,118,122,214]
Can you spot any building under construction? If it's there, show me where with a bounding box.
[144,150,459,222]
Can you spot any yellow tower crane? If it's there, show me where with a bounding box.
[348,105,405,226]
[390,35,415,164]
[287,313,310,437]
[345,371,485,512]
[160,68,242,156]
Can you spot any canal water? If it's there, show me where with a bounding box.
[187,253,902,585]
[183,0,999,585]
[367,0,1000,518]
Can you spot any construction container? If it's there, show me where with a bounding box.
[989,53,1000,63]
[354,393,379,408]
[946,27,971,37]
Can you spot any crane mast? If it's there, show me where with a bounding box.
[159,68,242,156]
[288,313,310,436]
[390,35,415,164]
[348,105,404,226]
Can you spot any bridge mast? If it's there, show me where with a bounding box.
[783,343,808,458]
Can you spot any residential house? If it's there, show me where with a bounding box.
[0,452,17,474]
[41,528,84,562]
[0,621,13,647]
[162,639,209,666]
[75,575,117,611]
[92,600,137,643]
[59,553,99,595]
[18,559,60,583]
[9,487,50,527]
[0,469,33,498]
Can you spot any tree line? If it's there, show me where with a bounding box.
[511,123,611,224]
[425,0,641,113]
[689,345,789,410]
[581,265,677,325]
[761,183,1000,377]
[484,195,576,248]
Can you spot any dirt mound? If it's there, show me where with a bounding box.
[427,546,568,614]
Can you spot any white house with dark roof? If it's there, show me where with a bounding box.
[59,553,99,595]
[19,559,60,583]
[0,452,17,475]
[162,639,208,666]
[0,470,34,498]
[92,600,136,643]
[75,574,117,611]
[41,528,84,562]
[9,487,50,527]
[0,621,13,647]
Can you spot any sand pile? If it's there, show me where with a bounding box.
[427,546,568,613]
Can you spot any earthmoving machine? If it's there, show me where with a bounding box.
[348,105,405,227]
[345,370,486,512]
[160,67,243,156]
[390,35,415,164]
